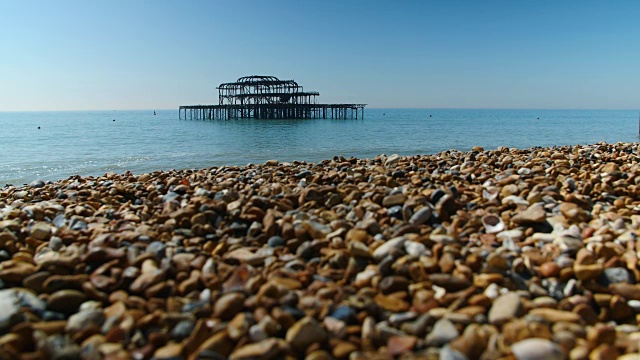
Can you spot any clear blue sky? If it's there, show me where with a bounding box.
[1,0,639,110]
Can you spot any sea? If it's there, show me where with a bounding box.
[1,109,638,186]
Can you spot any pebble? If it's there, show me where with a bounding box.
[0,289,24,332]
[66,309,105,333]
[229,338,281,360]
[29,179,45,188]
[425,318,459,346]
[599,267,632,286]
[511,338,564,360]
[488,292,522,326]
[47,289,86,314]
[512,204,547,224]
[267,235,285,247]
[285,316,327,352]
[0,142,638,358]
[372,236,406,260]
[409,206,433,225]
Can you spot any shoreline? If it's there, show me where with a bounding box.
[1,141,640,358]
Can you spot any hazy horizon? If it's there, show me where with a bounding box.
[2,0,639,111]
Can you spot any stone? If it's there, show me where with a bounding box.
[409,206,433,225]
[387,335,417,356]
[0,290,23,332]
[425,318,459,346]
[574,263,603,281]
[228,313,251,340]
[511,338,564,360]
[229,338,281,360]
[154,343,184,359]
[559,202,589,222]
[528,308,581,323]
[374,293,410,312]
[213,292,245,320]
[512,204,546,224]
[171,320,195,341]
[482,214,505,234]
[599,267,631,286]
[385,154,400,166]
[372,236,406,261]
[29,179,45,188]
[488,292,522,326]
[609,283,640,301]
[382,193,407,208]
[30,221,52,240]
[1,262,36,289]
[47,289,86,315]
[66,309,105,333]
[589,344,619,360]
[267,236,285,247]
[285,316,327,352]
[332,341,358,358]
[539,262,560,278]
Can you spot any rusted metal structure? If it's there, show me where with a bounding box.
[179,75,365,120]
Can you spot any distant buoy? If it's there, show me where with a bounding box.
[113,119,115,121]
[537,117,539,120]
[37,126,40,129]
[430,115,432,117]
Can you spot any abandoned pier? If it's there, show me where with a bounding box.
[179,75,366,120]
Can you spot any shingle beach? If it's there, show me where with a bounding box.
[1,142,640,360]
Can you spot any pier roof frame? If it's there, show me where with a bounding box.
[217,75,304,90]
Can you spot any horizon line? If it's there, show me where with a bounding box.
[1,107,640,113]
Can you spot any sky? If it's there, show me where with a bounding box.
[0,0,639,111]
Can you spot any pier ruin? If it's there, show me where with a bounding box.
[179,75,366,120]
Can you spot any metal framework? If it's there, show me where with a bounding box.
[179,75,365,120]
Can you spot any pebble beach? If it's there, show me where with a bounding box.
[1,141,640,360]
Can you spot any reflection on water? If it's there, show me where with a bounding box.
[0,108,637,185]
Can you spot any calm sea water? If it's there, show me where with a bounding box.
[1,109,638,185]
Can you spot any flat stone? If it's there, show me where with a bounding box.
[488,292,522,326]
[440,345,470,360]
[382,193,407,208]
[409,206,433,225]
[372,236,406,261]
[228,313,251,340]
[599,267,632,286]
[229,338,281,360]
[47,289,86,314]
[30,221,52,240]
[528,308,581,323]
[609,283,640,301]
[154,343,184,360]
[512,204,546,224]
[171,320,195,341]
[267,236,285,247]
[0,261,37,283]
[0,290,23,332]
[574,263,603,281]
[285,316,327,352]
[425,318,459,346]
[225,248,265,266]
[374,293,410,312]
[387,335,417,356]
[511,338,564,360]
[66,309,105,333]
[559,202,589,222]
[213,292,245,320]
[332,341,358,359]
